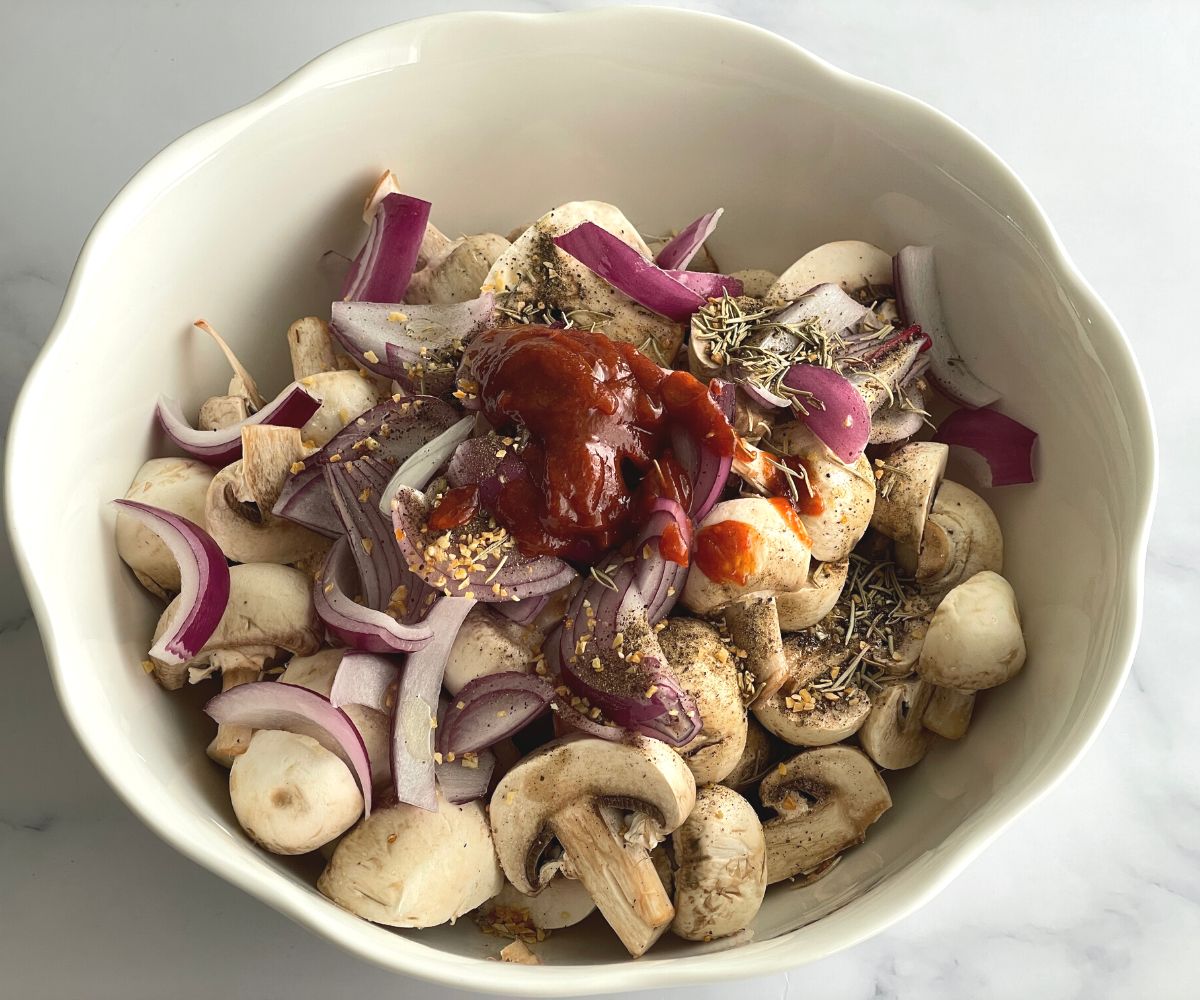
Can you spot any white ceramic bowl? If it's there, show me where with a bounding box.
[5,8,1155,995]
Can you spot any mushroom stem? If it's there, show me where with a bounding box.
[207,658,264,767]
[923,685,975,740]
[548,799,674,957]
[287,317,341,380]
[722,595,788,705]
[194,319,266,411]
[238,425,308,513]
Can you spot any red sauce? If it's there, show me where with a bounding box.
[769,496,813,546]
[463,327,734,560]
[693,519,761,586]
[659,521,690,567]
[428,484,480,531]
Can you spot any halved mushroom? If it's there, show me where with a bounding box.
[775,560,848,632]
[229,729,363,854]
[482,201,683,359]
[116,458,216,597]
[858,676,933,769]
[682,497,812,616]
[444,605,541,697]
[720,595,788,704]
[287,316,341,380]
[479,874,597,933]
[296,370,385,447]
[406,233,511,304]
[657,617,748,784]
[670,784,766,942]
[729,268,778,298]
[720,716,777,793]
[489,734,696,957]
[767,241,892,300]
[759,746,891,883]
[752,635,871,747]
[922,685,975,740]
[899,480,1003,598]
[869,442,949,558]
[318,795,503,927]
[917,571,1025,691]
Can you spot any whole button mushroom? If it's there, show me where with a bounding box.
[657,617,748,784]
[670,784,766,942]
[767,240,893,300]
[319,796,503,927]
[489,734,696,957]
[229,729,363,855]
[728,268,778,299]
[917,570,1026,690]
[720,716,777,793]
[759,746,891,883]
[900,480,1003,598]
[858,676,934,770]
[116,458,215,597]
[406,233,511,304]
[444,606,541,696]
[776,559,849,632]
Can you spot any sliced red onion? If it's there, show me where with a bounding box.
[737,377,792,410]
[204,681,373,815]
[543,633,627,742]
[665,271,743,299]
[781,364,872,464]
[330,652,398,714]
[273,395,459,536]
[438,672,556,755]
[391,596,476,811]
[435,749,496,804]
[552,222,705,323]
[329,295,495,376]
[654,209,723,270]
[634,497,692,625]
[775,283,870,337]
[325,457,406,612]
[894,246,1000,408]
[444,433,530,509]
[933,406,1038,486]
[377,416,475,513]
[113,500,231,664]
[671,380,734,521]
[341,192,431,303]
[156,383,321,467]
[391,486,576,602]
[846,325,931,413]
[496,593,550,627]
[314,538,434,653]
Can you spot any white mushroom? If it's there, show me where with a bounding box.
[286,316,341,380]
[444,606,540,696]
[917,571,1026,690]
[318,795,503,927]
[858,676,933,770]
[229,729,363,854]
[479,875,596,932]
[116,458,215,597]
[657,617,748,784]
[296,370,385,447]
[720,716,776,793]
[767,240,892,300]
[759,746,891,883]
[670,784,766,942]
[489,734,696,957]
[869,442,949,556]
[899,480,1003,597]
[729,268,778,298]
[775,559,848,632]
[752,635,871,746]
[683,497,812,615]
[204,460,328,567]
[483,201,682,359]
[406,233,511,304]
[720,595,788,703]
[922,685,975,740]
[198,393,249,431]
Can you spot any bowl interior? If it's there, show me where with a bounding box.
[7,9,1152,992]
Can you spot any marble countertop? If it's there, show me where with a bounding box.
[1,2,1195,998]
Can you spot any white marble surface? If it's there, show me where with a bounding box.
[1,1,1195,997]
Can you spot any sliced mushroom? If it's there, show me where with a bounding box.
[671,784,766,942]
[720,595,788,704]
[205,460,328,566]
[899,480,1002,597]
[917,571,1025,690]
[657,618,748,784]
[444,605,540,697]
[682,497,812,616]
[287,316,340,380]
[720,716,776,793]
[759,746,891,883]
[480,874,597,932]
[767,240,892,300]
[869,442,949,557]
[296,370,385,447]
[858,676,933,769]
[489,735,696,957]
[775,560,848,632]
[406,233,511,304]
[116,458,216,597]
[229,729,363,854]
[318,795,503,927]
[198,393,249,431]
[752,635,871,747]
[729,268,778,298]
[922,685,975,740]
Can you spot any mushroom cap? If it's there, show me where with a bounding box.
[116,458,216,597]
[229,729,363,855]
[670,784,766,942]
[407,233,511,304]
[729,269,778,299]
[922,685,976,740]
[481,875,596,931]
[771,421,876,562]
[903,480,1003,597]
[657,617,748,784]
[776,559,849,632]
[297,370,384,447]
[858,676,933,769]
[682,497,812,615]
[318,796,503,927]
[759,745,891,883]
[489,734,696,893]
[767,240,892,299]
[720,715,777,792]
[444,605,540,697]
[752,635,871,746]
[205,461,329,566]
[869,442,949,553]
[280,649,392,788]
[482,201,682,358]
[917,570,1025,690]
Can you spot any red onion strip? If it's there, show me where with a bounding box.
[330,651,399,714]
[377,416,475,514]
[436,749,495,804]
[933,406,1038,486]
[781,364,872,464]
[654,209,723,270]
[665,271,743,299]
[341,192,431,303]
[438,672,556,755]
